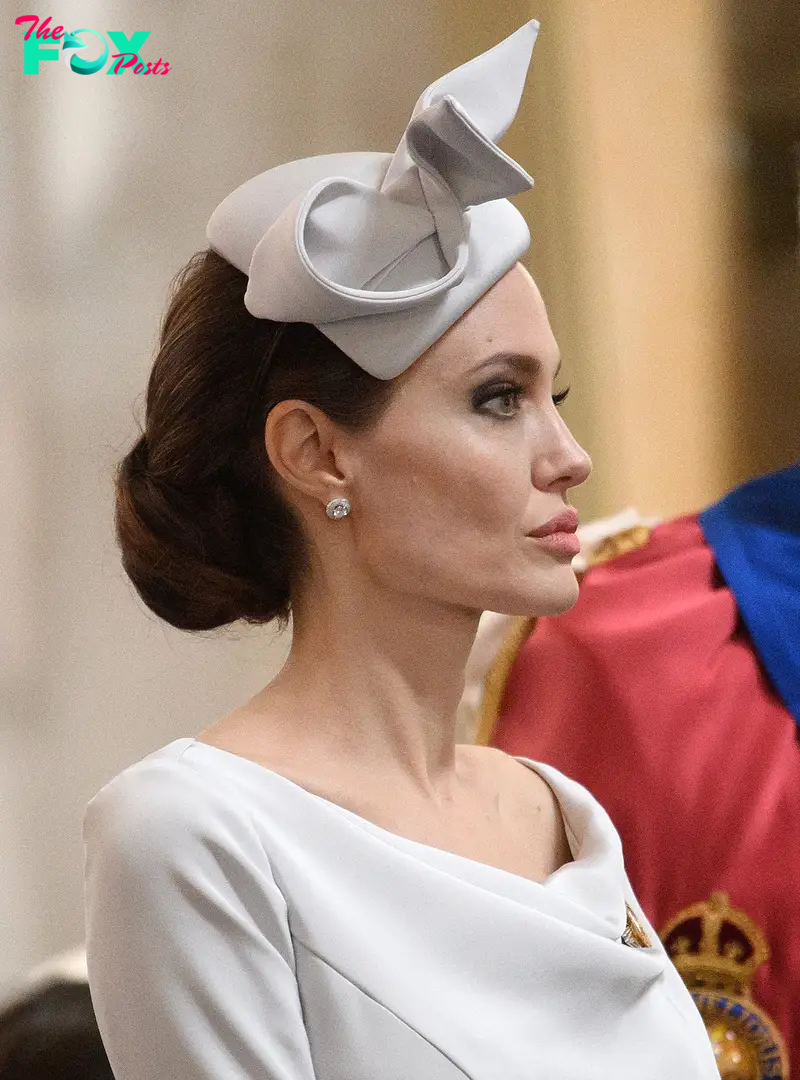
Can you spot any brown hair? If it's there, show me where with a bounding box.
[114,248,396,632]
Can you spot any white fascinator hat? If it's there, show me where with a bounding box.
[206,20,539,380]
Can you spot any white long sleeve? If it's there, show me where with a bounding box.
[83,756,317,1080]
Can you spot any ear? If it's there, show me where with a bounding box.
[264,399,353,507]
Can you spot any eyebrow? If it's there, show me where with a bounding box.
[469,350,563,382]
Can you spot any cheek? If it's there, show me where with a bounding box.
[354,431,526,563]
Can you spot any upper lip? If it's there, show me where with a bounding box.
[527,508,580,537]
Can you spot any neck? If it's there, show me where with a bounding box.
[258,573,483,799]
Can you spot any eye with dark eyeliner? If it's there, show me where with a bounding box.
[472,381,571,416]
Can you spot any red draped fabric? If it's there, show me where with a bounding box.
[491,513,799,1063]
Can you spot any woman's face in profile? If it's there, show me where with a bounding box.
[348,261,593,618]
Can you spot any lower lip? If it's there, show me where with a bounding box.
[528,532,581,557]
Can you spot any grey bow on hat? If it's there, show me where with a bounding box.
[207,20,539,378]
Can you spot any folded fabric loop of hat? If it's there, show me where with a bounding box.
[245,91,534,324]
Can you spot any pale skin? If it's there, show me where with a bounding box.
[197,262,593,884]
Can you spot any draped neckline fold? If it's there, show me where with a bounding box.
[177,737,640,949]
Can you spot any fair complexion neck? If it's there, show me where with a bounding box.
[253,572,482,803]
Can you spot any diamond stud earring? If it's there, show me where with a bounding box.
[326,497,351,520]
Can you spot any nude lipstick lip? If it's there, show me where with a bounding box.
[527,509,581,558]
[527,509,580,538]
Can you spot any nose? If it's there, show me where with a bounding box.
[532,414,593,493]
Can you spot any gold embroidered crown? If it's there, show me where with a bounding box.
[661,891,768,997]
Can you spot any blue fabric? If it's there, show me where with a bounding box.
[698,462,800,730]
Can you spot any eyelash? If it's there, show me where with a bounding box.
[474,382,571,416]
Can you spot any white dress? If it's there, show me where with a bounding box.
[83,737,718,1080]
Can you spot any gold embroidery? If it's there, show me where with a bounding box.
[587,525,653,567]
[661,893,789,1079]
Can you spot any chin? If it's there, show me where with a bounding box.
[532,581,581,616]
[483,566,581,619]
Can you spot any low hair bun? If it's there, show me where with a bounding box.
[115,435,293,631]
[113,248,395,632]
